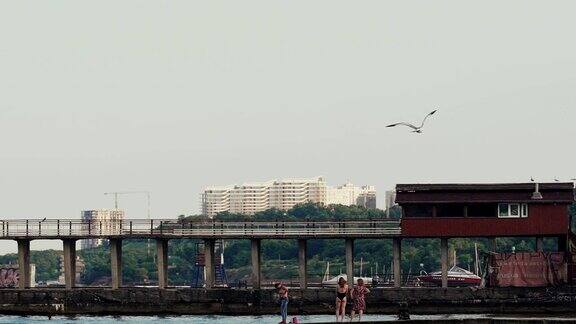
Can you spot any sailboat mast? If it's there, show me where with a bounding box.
[474,243,479,275]
[323,261,331,282]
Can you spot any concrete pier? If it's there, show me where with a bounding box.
[156,239,169,289]
[16,239,31,289]
[62,239,76,289]
[298,239,307,289]
[345,238,354,284]
[0,286,574,316]
[440,238,449,288]
[393,238,401,288]
[110,238,122,289]
[251,239,261,289]
[204,239,215,289]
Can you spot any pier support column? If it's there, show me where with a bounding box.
[393,238,402,288]
[298,239,307,289]
[17,239,31,289]
[536,237,544,252]
[156,239,169,289]
[345,239,354,285]
[251,239,261,289]
[204,239,215,289]
[110,239,122,289]
[558,235,567,253]
[63,239,77,289]
[489,237,497,253]
[440,238,449,288]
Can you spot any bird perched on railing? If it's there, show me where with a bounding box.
[386,109,438,133]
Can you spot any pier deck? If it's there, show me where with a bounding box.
[0,219,401,240]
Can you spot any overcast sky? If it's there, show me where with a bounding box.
[1,1,575,252]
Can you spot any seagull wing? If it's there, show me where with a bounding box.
[386,122,419,130]
[419,109,438,128]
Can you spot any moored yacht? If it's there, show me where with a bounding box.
[417,265,481,287]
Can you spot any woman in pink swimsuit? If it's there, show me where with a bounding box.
[350,278,370,322]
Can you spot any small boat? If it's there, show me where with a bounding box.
[417,265,481,287]
[321,261,374,287]
[322,274,374,287]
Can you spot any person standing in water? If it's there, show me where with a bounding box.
[335,277,349,322]
[350,278,370,322]
[275,282,289,324]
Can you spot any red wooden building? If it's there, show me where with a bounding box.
[394,182,575,287]
[396,182,574,239]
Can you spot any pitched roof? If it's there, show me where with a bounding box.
[395,182,575,204]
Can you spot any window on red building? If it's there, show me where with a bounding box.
[403,204,433,217]
[468,203,497,217]
[498,203,528,218]
[436,204,465,217]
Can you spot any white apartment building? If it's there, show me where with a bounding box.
[80,209,124,250]
[201,177,375,217]
[269,178,326,210]
[202,186,232,216]
[230,182,272,215]
[202,177,326,217]
[325,182,376,207]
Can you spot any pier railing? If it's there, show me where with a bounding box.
[0,219,401,239]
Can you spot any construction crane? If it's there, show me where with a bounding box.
[104,191,150,213]
[104,191,152,254]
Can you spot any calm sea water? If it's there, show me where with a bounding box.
[0,314,574,323]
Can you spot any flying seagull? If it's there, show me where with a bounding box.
[386,110,438,133]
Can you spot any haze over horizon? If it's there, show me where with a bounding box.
[1,1,575,252]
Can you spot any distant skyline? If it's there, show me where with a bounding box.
[1,1,576,253]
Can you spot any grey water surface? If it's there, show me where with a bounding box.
[0,314,575,323]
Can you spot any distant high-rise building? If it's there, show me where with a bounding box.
[385,190,397,209]
[231,181,273,215]
[269,178,326,211]
[201,186,233,217]
[80,209,124,250]
[385,190,397,217]
[325,183,376,209]
[357,188,377,209]
[201,177,376,217]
